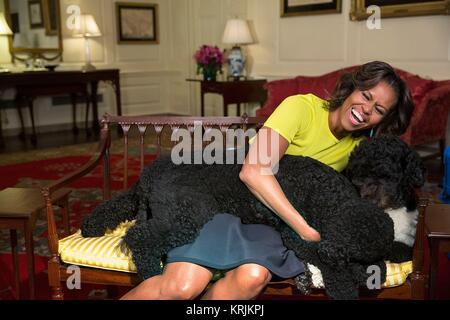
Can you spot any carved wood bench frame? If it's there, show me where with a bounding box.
[42,114,429,300]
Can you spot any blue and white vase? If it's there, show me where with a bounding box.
[227,46,245,79]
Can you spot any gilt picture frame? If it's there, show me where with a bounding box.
[116,2,159,44]
[350,0,450,21]
[28,0,44,29]
[43,0,60,36]
[280,0,342,17]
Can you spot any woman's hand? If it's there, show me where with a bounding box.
[299,225,321,242]
[240,127,321,242]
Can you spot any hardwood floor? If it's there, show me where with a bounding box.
[0,113,181,154]
[0,130,103,154]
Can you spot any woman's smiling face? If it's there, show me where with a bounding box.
[330,81,398,139]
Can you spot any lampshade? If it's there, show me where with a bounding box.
[73,14,102,38]
[222,19,253,45]
[0,12,13,35]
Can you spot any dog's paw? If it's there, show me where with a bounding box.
[295,269,313,295]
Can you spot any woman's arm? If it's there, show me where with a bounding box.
[239,127,321,242]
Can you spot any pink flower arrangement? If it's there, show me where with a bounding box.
[193,45,224,78]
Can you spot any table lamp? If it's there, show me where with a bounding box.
[73,14,102,72]
[0,12,13,72]
[222,19,253,80]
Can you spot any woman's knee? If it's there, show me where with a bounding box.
[158,263,212,299]
[232,264,272,291]
[159,276,206,300]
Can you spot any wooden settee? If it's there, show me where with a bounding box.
[42,114,429,300]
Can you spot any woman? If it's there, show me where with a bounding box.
[121,61,414,300]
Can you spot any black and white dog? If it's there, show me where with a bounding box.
[81,135,425,299]
[344,135,424,263]
[297,202,420,292]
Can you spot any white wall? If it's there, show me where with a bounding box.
[0,0,191,133]
[247,0,450,80]
[1,0,449,133]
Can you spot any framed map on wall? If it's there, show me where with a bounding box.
[280,0,342,17]
[350,0,450,20]
[116,2,159,44]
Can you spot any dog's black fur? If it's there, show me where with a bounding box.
[344,136,426,264]
[81,135,425,299]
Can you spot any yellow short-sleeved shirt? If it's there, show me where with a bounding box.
[263,94,366,172]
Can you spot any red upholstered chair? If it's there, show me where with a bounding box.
[256,66,450,157]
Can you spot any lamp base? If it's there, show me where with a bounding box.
[227,46,245,79]
[81,63,96,72]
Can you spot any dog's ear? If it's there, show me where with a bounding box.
[404,149,426,188]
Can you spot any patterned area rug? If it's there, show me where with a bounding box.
[0,154,156,255]
[0,142,98,166]
[0,134,169,166]
[0,141,448,299]
[0,152,156,299]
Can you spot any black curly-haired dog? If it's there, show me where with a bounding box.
[81,135,425,299]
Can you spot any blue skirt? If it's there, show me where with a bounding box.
[166,213,305,279]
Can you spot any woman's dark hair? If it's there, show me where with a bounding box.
[327,61,414,137]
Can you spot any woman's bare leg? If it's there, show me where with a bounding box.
[120,262,213,300]
[201,263,271,300]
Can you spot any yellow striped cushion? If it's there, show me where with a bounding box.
[382,261,413,288]
[59,220,413,288]
[58,220,138,273]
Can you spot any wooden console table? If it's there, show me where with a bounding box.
[187,78,267,116]
[0,69,122,146]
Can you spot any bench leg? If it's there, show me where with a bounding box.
[10,229,21,299]
[24,221,35,299]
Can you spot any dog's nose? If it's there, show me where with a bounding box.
[359,188,370,198]
[359,187,376,202]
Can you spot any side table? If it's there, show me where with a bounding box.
[0,187,71,299]
[0,69,122,145]
[424,203,450,299]
[186,78,267,116]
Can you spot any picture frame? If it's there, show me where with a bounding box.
[280,0,342,17]
[42,0,60,36]
[116,2,159,44]
[28,0,44,29]
[350,0,450,21]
